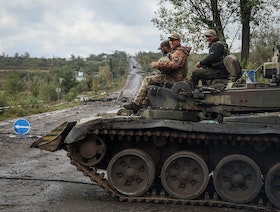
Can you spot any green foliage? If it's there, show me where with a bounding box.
[19,95,39,105]
[136,51,162,73]
[65,88,77,102]
[0,56,64,70]
[244,61,254,71]
[52,66,78,93]
[1,107,31,119]
[152,0,228,50]
[0,91,7,107]
[0,51,129,120]
[39,83,58,102]
[5,70,25,96]
[75,81,89,93]
[99,64,112,88]
[91,75,100,93]
[248,28,279,69]
[0,102,81,121]
[109,51,129,78]
[152,0,280,64]
[30,75,40,97]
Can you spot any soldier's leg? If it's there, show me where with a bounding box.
[190,68,201,87]
[123,74,166,112]
[191,68,220,87]
[134,74,166,105]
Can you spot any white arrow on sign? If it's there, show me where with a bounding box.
[15,125,30,129]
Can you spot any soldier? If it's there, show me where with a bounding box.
[123,34,191,113]
[158,40,172,63]
[151,40,172,76]
[190,29,229,87]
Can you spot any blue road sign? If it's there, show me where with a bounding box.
[242,69,255,82]
[13,118,30,135]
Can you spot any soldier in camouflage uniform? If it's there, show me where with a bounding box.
[151,40,172,76]
[158,40,172,63]
[123,34,191,113]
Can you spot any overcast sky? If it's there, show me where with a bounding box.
[0,0,165,58]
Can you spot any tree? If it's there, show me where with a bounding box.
[99,64,112,89]
[23,52,30,58]
[39,82,57,102]
[53,66,78,93]
[30,75,40,97]
[152,0,280,65]
[109,51,129,78]
[249,28,279,68]
[91,75,100,93]
[238,0,279,65]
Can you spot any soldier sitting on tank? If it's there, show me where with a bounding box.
[150,40,172,76]
[190,29,229,88]
[158,40,172,63]
[123,34,191,113]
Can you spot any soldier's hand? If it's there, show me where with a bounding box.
[196,62,202,68]
[151,62,159,68]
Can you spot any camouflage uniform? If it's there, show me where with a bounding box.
[133,45,190,106]
[158,54,170,63]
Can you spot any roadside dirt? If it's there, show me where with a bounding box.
[0,58,241,212]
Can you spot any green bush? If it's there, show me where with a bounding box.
[19,95,39,105]
[65,89,77,102]
[39,83,57,102]
[0,92,7,107]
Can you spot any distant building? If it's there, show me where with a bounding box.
[76,69,85,81]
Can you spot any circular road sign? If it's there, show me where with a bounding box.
[56,87,61,93]
[13,118,30,135]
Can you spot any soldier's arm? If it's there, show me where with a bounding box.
[201,43,224,66]
[158,50,186,71]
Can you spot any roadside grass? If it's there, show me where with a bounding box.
[0,81,126,122]
[0,101,82,121]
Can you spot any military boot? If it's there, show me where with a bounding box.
[123,102,141,113]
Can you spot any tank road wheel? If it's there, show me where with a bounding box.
[265,163,280,209]
[70,135,106,167]
[160,151,209,199]
[107,149,155,196]
[213,154,262,203]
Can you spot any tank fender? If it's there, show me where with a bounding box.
[65,116,103,144]
[31,121,76,152]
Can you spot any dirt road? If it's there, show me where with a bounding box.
[0,58,240,212]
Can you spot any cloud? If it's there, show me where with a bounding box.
[0,0,162,58]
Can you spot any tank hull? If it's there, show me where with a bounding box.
[62,112,280,210]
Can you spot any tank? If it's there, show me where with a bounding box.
[32,46,280,211]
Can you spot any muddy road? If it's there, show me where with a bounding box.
[0,58,241,212]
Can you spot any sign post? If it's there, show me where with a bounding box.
[56,87,61,103]
[13,118,30,136]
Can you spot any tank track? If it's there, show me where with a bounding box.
[66,128,280,211]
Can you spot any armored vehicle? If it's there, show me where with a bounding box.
[32,46,280,211]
